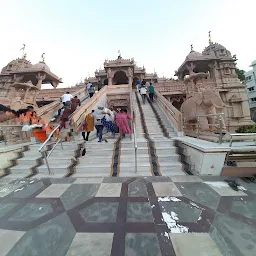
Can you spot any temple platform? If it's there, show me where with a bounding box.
[0,176,255,256]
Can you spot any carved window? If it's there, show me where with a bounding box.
[225,67,230,74]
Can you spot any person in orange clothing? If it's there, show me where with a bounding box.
[45,119,60,140]
[30,111,39,124]
[81,110,94,141]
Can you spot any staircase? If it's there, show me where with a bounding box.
[1,92,186,179]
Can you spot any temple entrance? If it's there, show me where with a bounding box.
[113,71,128,85]
[172,98,185,110]
[132,76,139,89]
[104,79,108,85]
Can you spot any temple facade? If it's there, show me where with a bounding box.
[84,53,158,90]
[174,42,252,131]
[83,42,252,131]
[0,55,62,110]
[0,41,252,132]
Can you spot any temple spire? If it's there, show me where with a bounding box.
[20,44,26,58]
[190,44,193,51]
[41,53,45,62]
[118,50,121,58]
[208,31,212,45]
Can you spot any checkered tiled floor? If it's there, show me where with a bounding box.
[0,176,255,256]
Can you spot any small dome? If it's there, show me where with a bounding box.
[33,62,50,71]
[185,50,203,60]
[1,58,32,73]
[202,43,231,57]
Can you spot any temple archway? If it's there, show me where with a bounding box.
[113,71,128,85]
[172,97,185,110]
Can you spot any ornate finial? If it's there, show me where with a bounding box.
[41,53,45,62]
[208,31,212,45]
[20,44,26,58]
[118,50,121,58]
[190,44,193,51]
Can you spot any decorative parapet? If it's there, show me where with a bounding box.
[156,82,186,93]
[104,58,134,67]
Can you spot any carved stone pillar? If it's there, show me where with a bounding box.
[36,72,46,89]
[107,68,113,86]
[24,87,30,100]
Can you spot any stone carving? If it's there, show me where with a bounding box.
[36,72,46,88]
[128,67,133,77]
[107,68,113,78]
[181,89,226,132]
[108,99,129,108]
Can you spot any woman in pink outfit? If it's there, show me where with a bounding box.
[115,109,134,137]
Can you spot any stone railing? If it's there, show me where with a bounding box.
[37,87,89,123]
[71,84,131,131]
[0,125,29,145]
[70,86,108,131]
[154,89,183,134]
[155,82,186,93]
[37,87,80,101]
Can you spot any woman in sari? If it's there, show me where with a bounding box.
[115,109,134,137]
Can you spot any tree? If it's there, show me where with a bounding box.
[235,68,245,82]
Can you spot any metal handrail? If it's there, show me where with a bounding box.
[184,113,225,119]
[38,124,61,152]
[133,110,138,173]
[38,124,63,175]
[184,113,225,144]
[229,133,256,147]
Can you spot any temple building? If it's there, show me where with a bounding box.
[84,53,158,90]
[0,38,252,132]
[0,54,62,110]
[174,40,252,131]
[83,40,252,131]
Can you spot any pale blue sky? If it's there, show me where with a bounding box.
[1,0,255,88]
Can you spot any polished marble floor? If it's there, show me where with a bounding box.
[0,176,255,256]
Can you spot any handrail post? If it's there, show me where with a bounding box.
[197,117,200,139]
[43,150,52,175]
[60,138,64,149]
[218,114,223,144]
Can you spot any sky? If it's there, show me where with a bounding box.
[0,0,255,89]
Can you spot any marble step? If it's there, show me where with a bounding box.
[23,151,43,157]
[9,165,33,174]
[37,165,70,174]
[17,158,41,166]
[72,171,111,177]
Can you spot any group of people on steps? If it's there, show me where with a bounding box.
[136,79,155,104]
[1,80,149,143]
[81,105,134,143]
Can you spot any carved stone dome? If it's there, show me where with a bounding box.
[33,61,50,71]
[202,43,232,57]
[185,50,203,60]
[1,58,32,74]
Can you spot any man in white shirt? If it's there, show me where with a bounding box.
[87,82,92,90]
[140,86,147,104]
[61,92,73,106]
